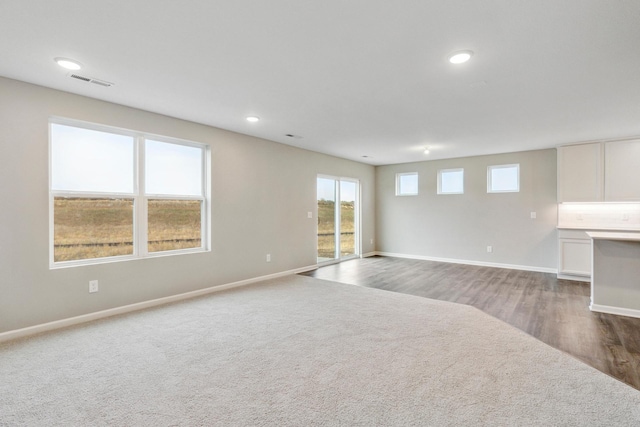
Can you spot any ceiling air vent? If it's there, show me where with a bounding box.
[69,74,91,82]
[68,73,114,87]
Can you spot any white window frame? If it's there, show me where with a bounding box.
[49,117,211,269]
[395,172,419,196]
[437,168,464,195]
[487,164,520,193]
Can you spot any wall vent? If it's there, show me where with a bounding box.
[68,73,114,87]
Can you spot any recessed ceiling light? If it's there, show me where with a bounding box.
[448,50,473,64]
[424,147,430,155]
[54,57,82,70]
[246,116,260,122]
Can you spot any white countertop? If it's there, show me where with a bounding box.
[557,226,640,231]
[586,231,640,242]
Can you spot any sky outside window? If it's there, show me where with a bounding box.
[318,178,357,201]
[145,140,203,196]
[51,124,134,193]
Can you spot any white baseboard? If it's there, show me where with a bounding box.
[557,274,591,282]
[0,264,317,344]
[375,252,557,274]
[590,303,640,319]
[361,252,377,258]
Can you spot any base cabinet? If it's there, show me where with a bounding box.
[558,230,591,281]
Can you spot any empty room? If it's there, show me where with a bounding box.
[2,1,640,425]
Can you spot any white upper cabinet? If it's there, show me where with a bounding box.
[604,139,640,201]
[557,142,603,202]
[558,140,640,202]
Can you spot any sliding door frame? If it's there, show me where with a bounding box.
[317,175,361,265]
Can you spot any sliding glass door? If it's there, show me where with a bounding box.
[317,176,359,263]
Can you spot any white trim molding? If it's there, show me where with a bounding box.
[557,274,590,282]
[375,252,557,274]
[0,264,317,344]
[590,303,640,319]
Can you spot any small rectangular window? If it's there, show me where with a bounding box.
[438,168,464,194]
[396,173,418,196]
[488,164,519,193]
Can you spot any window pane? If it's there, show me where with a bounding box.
[317,178,336,261]
[340,181,356,257]
[397,173,418,195]
[51,124,134,193]
[439,169,464,194]
[148,200,202,253]
[489,165,519,192]
[146,140,203,196]
[54,198,133,262]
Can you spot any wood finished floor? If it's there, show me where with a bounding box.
[301,256,640,390]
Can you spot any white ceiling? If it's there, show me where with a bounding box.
[1,1,640,165]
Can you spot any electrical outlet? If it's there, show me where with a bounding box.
[89,280,99,293]
[487,246,493,253]
[622,212,630,221]
[307,212,313,219]
[370,238,374,245]
[266,254,271,262]
[530,212,537,219]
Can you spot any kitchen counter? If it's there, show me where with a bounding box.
[586,231,640,241]
[587,232,640,318]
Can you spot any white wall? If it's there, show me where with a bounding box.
[0,77,376,333]
[375,150,558,271]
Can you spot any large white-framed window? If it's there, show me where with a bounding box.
[396,172,418,196]
[49,118,210,268]
[487,164,520,193]
[437,168,464,194]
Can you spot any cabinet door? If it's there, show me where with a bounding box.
[604,139,640,201]
[557,143,602,202]
[558,239,591,277]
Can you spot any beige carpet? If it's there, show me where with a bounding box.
[1,275,639,426]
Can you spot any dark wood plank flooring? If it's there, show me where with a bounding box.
[301,256,640,390]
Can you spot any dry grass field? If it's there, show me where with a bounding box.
[317,200,355,259]
[147,199,201,253]
[53,198,201,262]
[54,197,353,262]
